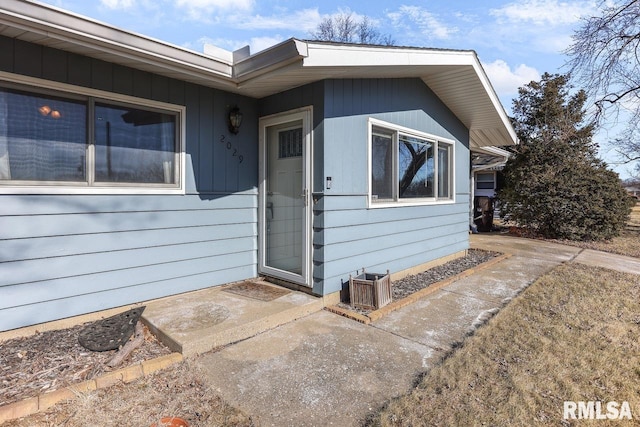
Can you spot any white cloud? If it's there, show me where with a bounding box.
[490,0,595,26]
[236,8,322,32]
[100,0,136,9]
[387,6,456,41]
[482,59,541,99]
[174,0,254,22]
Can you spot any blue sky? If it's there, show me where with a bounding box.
[38,0,634,178]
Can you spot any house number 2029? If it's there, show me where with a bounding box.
[219,134,244,163]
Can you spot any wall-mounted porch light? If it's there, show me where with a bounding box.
[228,106,242,134]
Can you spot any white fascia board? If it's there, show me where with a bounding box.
[472,146,512,157]
[303,42,475,67]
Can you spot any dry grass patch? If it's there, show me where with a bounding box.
[372,263,640,426]
[4,359,254,427]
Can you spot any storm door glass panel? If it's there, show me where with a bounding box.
[0,88,86,182]
[265,120,304,275]
[94,103,176,184]
[398,134,433,198]
[371,128,393,201]
[437,144,452,198]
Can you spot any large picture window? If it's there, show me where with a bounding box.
[0,80,183,193]
[369,119,454,205]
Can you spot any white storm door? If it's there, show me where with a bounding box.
[258,108,312,286]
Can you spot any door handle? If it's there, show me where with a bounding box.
[266,202,273,219]
[301,188,308,206]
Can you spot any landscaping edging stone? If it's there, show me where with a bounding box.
[0,352,183,423]
[325,253,513,324]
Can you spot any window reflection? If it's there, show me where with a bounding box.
[0,88,86,181]
[95,104,176,184]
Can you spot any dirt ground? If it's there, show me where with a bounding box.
[3,358,254,427]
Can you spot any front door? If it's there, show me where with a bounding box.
[258,108,312,286]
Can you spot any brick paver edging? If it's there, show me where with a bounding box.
[325,252,513,324]
[0,352,183,423]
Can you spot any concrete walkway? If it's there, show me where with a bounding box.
[164,234,639,426]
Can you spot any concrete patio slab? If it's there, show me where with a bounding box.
[142,279,325,357]
[196,310,440,427]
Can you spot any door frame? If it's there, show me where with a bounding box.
[258,106,313,286]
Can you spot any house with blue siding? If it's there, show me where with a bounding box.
[0,0,517,332]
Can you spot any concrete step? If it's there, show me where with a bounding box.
[141,279,325,357]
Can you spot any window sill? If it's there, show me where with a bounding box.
[368,198,456,209]
[0,185,186,195]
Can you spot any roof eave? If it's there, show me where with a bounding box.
[0,0,237,91]
[234,38,308,82]
[297,42,518,147]
[0,3,518,147]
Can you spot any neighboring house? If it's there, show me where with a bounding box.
[0,0,517,331]
[624,185,640,199]
[470,146,510,231]
[472,146,510,199]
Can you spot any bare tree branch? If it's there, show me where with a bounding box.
[566,0,640,176]
[310,12,395,46]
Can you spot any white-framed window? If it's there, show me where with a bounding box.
[369,118,454,207]
[0,74,185,194]
[476,172,495,190]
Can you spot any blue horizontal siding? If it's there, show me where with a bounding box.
[0,193,257,216]
[0,264,255,332]
[315,210,465,246]
[316,220,466,262]
[0,192,258,330]
[313,202,466,229]
[1,236,256,289]
[313,196,470,294]
[2,245,256,309]
[0,223,255,263]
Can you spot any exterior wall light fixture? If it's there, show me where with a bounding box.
[228,106,242,134]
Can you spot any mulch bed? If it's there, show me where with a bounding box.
[338,248,501,316]
[0,322,171,406]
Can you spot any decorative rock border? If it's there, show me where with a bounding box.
[0,352,183,423]
[325,253,513,324]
